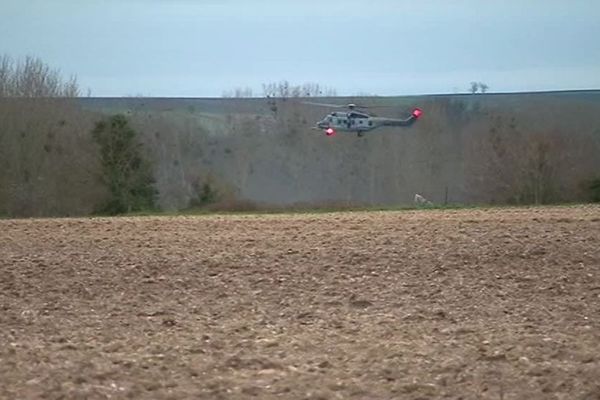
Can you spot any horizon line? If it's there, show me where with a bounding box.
[77,88,600,100]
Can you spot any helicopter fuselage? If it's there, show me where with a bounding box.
[316,110,419,134]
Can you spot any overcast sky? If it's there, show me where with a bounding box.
[2,0,600,97]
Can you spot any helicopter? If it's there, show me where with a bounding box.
[304,101,423,137]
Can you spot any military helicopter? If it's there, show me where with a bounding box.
[304,101,423,137]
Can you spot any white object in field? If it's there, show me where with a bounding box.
[414,194,433,206]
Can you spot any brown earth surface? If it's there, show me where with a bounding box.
[1,206,600,399]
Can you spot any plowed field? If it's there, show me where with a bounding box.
[1,206,599,399]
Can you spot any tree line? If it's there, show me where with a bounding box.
[223,81,337,98]
[0,54,598,217]
[0,54,155,216]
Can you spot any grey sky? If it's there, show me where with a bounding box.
[2,0,599,96]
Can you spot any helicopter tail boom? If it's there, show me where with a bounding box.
[381,108,423,127]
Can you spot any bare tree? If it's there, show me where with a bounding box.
[468,81,489,94]
[0,55,13,97]
[0,54,88,217]
[223,87,253,98]
[262,82,278,98]
[469,81,479,94]
[323,87,337,97]
[467,113,568,204]
[354,91,379,97]
[261,80,337,98]
[300,82,337,97]
[0,54,80,97]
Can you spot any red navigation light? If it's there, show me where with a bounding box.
[325,128,336,136]
[412,108,423,118]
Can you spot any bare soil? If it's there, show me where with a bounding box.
[1,206,600,399]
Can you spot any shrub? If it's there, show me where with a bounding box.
[92,115,157,215]
[589,178,600,202]
[189,181,219,208]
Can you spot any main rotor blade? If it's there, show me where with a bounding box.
[301,101,349,108]
[301,101,377,111]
